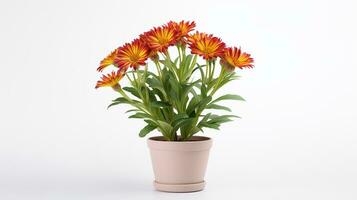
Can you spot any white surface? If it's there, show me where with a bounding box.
[1,0,357,199]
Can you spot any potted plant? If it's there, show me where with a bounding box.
[95,20,254,192]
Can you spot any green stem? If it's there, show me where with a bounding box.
[154,61,162,78]
[189,55,198,71]
[208,61,213,82]
[125,73,133,85]
[210,67,225,97]
[165,50,172,61]
[209,60,216,83]
[205,60,210,83]
[163,52,180,81]
[177,46,182,64]
[181,45,186,57]
[131,71,137,87]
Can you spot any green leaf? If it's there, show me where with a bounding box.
[145,70,160,79]
[112,97,140,104]
[151,101,171,108]
[190,126,202,135]
[199,113,212,124]
[129,112,152,119]
[208,114,239,124]
[157,120,173,138]
[217,72,239,89]
[206,104,232,112]
[125,109,140,113]
[207,78,218,90]
[201,84,207,97]
[146,88,158,102]
[151,88,165,100]
[180,82,196,100]
[186,95,202,115]
[181,55,193,78]
[107,102,120,109]
[144,119,159,127]
[172,117,194,132]
[112,97,128,102]
[196,64,205,81]
[122,87,140,98]
[171,113,189,123]
[146,77,161,88]
[183,55,193,68]
[161,58,178,74]
[107,97,132,109]
[198,114,239,130]
[139,124,157,137]
[168,72,180,93]
[147,77,166,95]
[211,94,245,104]
[199,122,220,130]
[174,57,179,66]
[196,96,212,113]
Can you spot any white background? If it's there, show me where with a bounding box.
[1,0,357,199]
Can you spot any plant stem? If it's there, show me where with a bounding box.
[209,60,216,81]
[125,73,133,85]
[208,61,213,82]
[117,87,131,101]
[177,46,182,64]
[205,60,210,83]
[189,55,198,71]
[131,71,137,87]
[182,45,186,57]
[209,67,225,97]
[154,61,162,78]
[165,50,172,61]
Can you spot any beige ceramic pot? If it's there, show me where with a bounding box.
[147,136,212,192]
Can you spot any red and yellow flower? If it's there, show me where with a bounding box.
[95,70,124,89]
[167,20,195,43]
[97,48,119,72]
[96,21,254,91]
[188,31,226,60]
[141,25,177,53]
[114,39,149,70]
[220,47,254,70]
[187,32,209,44]
[137,36,158,61]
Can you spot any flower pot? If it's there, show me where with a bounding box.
[147,136,212,192]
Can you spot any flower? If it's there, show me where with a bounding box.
[187,32,209,44]
[142,25,177,53]
[137,36,158,61]
[97,48,119,72]
[95,70,124,89]
[167,20,195,42]
[188,31,226,60]
[220,47,254,70]
[114,39,149,70]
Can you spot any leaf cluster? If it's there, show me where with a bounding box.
[109,48,244,141]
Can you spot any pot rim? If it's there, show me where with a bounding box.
[148,136,211,143]
[147,136,212,151]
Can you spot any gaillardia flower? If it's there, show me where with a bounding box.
[142,25,177,53]
[187,32,210,44]
[97,48,119,72]
[138,36,159,61]
[115,39,149,70]
[220,47,254,70]
[95,70,124,89]
[188,32,226,60]
[167,20,195,42]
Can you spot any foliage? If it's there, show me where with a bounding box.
[95,21,253,141]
